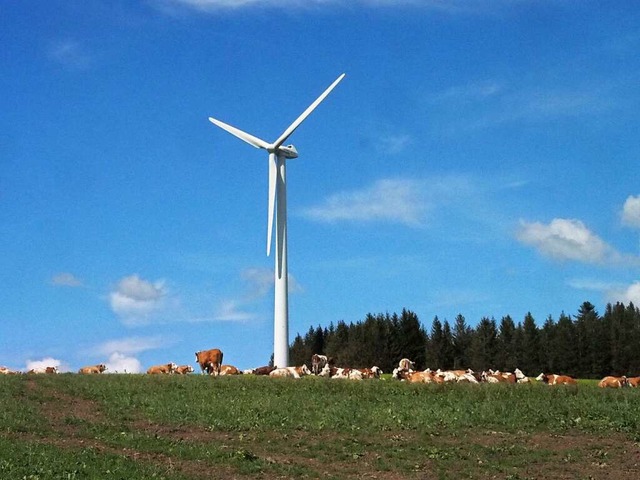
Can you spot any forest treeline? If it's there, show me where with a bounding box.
[289,301,640,379]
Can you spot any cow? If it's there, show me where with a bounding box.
[195,348,223,376]
[269,365,311,379]
[535,373,577,385]
[28,366,58,374]
[78,364,107,374]
[359,366,383,379]
[146,363,177,375]
[398,358,415,371]
[627,376,640,387]
[311,354,329,375]
[219,365,242,376]
[393,368,435,383]
[514,368,531,383]
[0,366,20,375]
[244,365,276,376]
[174,365,194,375]
[598,376,627,388]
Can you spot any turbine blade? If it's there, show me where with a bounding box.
[267,153,277,256]
[273,73,345,149]
[208,117,270,150]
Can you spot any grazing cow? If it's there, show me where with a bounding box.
[78,364,107,374]
[627,376,640,388]
[269,365,311,379]
[219,365,242,376]
[245,365,276,376]
[598,376,627,388]
[146,363,177,375]
[535,373,577,385]
[195,348,223,376]
[174,365,194,375]
[311,354,329,375]
[398,358,415,371]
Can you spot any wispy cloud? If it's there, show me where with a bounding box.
[428,79,616,135]
[48,40,91,69]
[109,275,168,325]
[516,218,618,264]
[51,272,83,287]
[622,195,640,228]
[154,0,526,14]
[300,176,475,227]
[94,336,168,356]
[301,178,429,226]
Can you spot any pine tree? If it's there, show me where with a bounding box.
[520,312,541,375]
[453,314,472,369]
[469,317,498,371]
[496,315,518,371]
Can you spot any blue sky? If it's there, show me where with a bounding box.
[2,0,640,372]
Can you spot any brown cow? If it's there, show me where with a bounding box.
[28,366,58,374]
[174,365,194,375]
[78,364,107,374]
[536,373,577,385]
[627,376,640,387]
[244,365,276,376]
[146,363,177,375]
[598,376,627,388]
[219,365,242,376]
[195,348,223,376]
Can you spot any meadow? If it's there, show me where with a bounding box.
[1,374,639,479]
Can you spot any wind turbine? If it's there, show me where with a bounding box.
[208,73,345,368]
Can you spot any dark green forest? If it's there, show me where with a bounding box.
[289,301,640,379]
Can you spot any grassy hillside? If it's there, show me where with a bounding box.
[1,374,639,479]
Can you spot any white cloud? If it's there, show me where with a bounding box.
[105,352,143,374]
[516,218,615,264]
[92,336,169,374]
[109,274,167,324]
[94,336,167,356]
[51,272,83,287]
[26,357,70,373]
[622,195,640,228]
[301,178,429,226]
[607,282,640,306]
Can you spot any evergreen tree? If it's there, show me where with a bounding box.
[550,312,577,376]
[441,320,455,369]
[452,314,472,369]
[520,312,541,374]
[469,317,498,371]
[496,315,518,371]
[574,301,603,378]
[426,317,444,368]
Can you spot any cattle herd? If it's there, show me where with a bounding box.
[1,350,639,388]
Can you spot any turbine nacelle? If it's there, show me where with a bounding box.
[274,144,298,159]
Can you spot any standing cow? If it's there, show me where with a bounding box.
[195,348,223,376]
[311,354,329,375]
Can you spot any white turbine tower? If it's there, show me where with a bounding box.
[208,73,345,368]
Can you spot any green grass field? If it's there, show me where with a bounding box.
[1,374,639,479]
